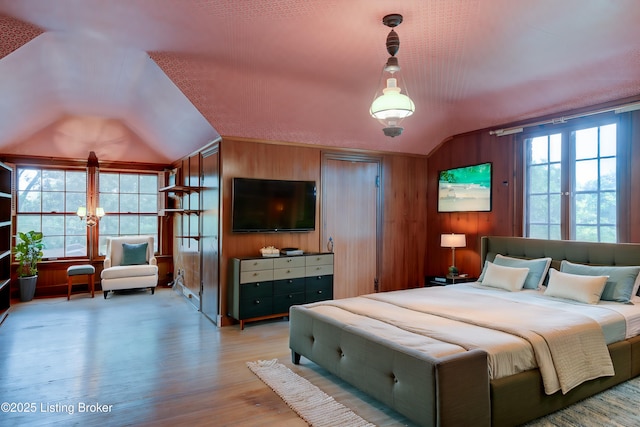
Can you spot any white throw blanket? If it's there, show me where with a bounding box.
[311,286,615,394]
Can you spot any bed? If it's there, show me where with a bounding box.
[289,236,640,426]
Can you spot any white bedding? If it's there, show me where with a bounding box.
[304,283,640,395]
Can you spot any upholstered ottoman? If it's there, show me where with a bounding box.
[67,264,95,300]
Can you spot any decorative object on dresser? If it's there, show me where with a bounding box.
[440,233,466,276]
[228,253,333,329]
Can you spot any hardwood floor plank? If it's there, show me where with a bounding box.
[0,288,414,426]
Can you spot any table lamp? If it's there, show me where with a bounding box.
[441,233,466,276]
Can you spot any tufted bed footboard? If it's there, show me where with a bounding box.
[289,306,491,427]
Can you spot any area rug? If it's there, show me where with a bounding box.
[247,359,375,427]
[525,376,640,427]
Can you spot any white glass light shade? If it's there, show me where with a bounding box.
[76,206,87,218]
[440,233,466,248]
[370,78,415,121]
[96,207,105,217]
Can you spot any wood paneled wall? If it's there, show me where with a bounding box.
[215,138,430,325]
[426,132,516,278]
[379,154,429,290]
[219,139,322,325]
[426,105,640,278]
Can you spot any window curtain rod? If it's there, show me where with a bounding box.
[489,101,640,137]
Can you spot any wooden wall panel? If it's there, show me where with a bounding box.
[426,132,515,278]
[219,139,322,324]
[379,154,429,291]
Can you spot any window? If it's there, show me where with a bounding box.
[98,172,159,255]
[525,121,618,242]
[16,166,160,259]
[16,168,87,258]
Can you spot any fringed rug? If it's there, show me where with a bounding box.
[247,359,375,427]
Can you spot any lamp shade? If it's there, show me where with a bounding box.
[441,233,466,248]
[370,78,415,121]
[96,207,105,217]
[76,206,87,217]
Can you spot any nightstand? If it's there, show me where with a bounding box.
[425,275,477,287]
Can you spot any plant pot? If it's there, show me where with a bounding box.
[19,275,37,302]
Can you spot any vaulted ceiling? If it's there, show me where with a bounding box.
[0,0,638,163]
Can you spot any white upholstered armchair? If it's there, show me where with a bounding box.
[101,235,158,299]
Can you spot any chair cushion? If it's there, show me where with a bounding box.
[67,265,95,276]
[101,264,158,280]
[121,242,148,265]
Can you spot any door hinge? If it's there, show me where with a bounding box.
[375,175,380,188]
[374,277,379,292]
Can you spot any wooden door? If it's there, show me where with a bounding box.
[200,146,220,324]
[322,155,380,299]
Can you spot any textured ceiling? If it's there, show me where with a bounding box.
[0,0,638,163]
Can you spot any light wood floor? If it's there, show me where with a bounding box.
[0,288,416,426]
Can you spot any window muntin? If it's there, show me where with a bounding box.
[525,122,617,242]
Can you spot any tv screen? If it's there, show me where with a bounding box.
[438,162,492,212]
[232,178,317,232]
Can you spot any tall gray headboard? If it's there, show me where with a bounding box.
[480,236,640,272]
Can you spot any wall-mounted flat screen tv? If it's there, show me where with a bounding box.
[438,162,492,212]
[232,178,317,232]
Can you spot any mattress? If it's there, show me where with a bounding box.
[303,283,640,393]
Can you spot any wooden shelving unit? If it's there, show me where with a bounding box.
[0,161,12,325]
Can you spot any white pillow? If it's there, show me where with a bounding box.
[481,262,529,292]
[544,269,608,304]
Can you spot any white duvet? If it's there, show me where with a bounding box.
[304,283,640,395]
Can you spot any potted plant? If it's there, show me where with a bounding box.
[14,230,44,302]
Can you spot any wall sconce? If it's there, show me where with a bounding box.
[441,233,466,276]
[370,13,415,138]
[77,206,105,227]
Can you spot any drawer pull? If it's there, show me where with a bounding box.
[287,259,292,263]
[288,294,293,299]
[287,269,291,273]
[288,279,293,283]
[255,283,260,287]
[317,290,323,294]
[317,276,322,279]
[255,299,260,304]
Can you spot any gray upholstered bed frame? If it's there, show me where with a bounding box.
[289,236,640,426]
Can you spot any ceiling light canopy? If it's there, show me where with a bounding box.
[370,14,415,138]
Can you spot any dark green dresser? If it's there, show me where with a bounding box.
[228,253,333,329]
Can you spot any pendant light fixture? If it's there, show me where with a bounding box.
[370,14,415,138]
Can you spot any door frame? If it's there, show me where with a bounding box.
[321,152,383,292]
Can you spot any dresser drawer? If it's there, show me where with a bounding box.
[306,264,333,277]
[274,266,306,280]
[240,269,274,284]
[305,275,333,302]
[239,296,273,319]
[305,254,334,267]
[274,256,305,269]
[240,281,273,299]
[273,277,305,295]
[240,258,274,271]
[273,292,305,314]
